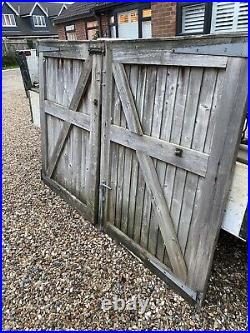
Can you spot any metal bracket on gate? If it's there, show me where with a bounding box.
[88,46,105,56]
[147,258,198,302]
[171,42,248,58]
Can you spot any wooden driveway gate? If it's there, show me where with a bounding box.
[39,41,102,223]
[39,37,247,304]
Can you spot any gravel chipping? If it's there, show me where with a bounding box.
[2,68,248,330]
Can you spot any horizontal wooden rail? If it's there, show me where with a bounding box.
[113,49,227,68]
[44,100,90,132]
[110,125,209,177]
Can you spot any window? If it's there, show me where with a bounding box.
[182,4,206,34]
[65,25,76,40]
[33,15,46,27]
[211,2,248,33]
[118,10,139,38]
[86,20,99,40]
[142,8,152,38]
[110,16,116,37]
[177,2,248,35]
[112,5,152,39]
[2,14,16,27]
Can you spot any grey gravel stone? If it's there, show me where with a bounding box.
[2,69,247,330]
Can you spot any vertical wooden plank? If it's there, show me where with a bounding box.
[114,84,124,229]
[86,51,102,222]
[168,67,191,229]
[178,68,217,253]
[39,50,48,174]
[187,58,247,293]
[100,42,114,225]
[133,66,147,244]
[147,66,168,256]
[155,66,179,261]
[46,58,53,161]
[140,66,157,249]
[109,80,120,224]
[120,65,138,234]
[127,65,140,238]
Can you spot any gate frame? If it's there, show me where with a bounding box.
[38,35,248,306]
[99,35,248,305]
[39,40,104,224]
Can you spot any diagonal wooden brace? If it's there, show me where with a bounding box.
[46,57,93,178]
[113,62,187,281]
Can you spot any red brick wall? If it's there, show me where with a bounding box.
[56,14,110,40]
[57,23,66,40]
[151,2,177,37]
[56,3,177,40]
[75,19,87,40]
[100,14,110,38]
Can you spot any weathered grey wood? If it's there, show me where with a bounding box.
[109,86,120,225]
[105,222,197,304]
[85,54,102,220]
[121,66,134,235]
[39,52,48,173]
[113,65,187,280]
[43,50,89,60]
[113,49,227,68]
[156,66,179,261]
[40,38,248,304]
[99,42,113,226]
[44,100,90,131]
[46,58,92,178]
[110,125,209,177]
[178,68,217,253]
[112,63,143,135]
[187,58,248,293]
[147,67,168,256]
[133,66,147,244]
[42,173,92,221]
[69,57,93,112]
[127,65,140,238]
[163,67,190,267]
[140,66,157,250]
[136,152,187,280]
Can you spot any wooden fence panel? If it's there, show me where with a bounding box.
[100,41,248,304]
[39,37,247,305]
[39,41,102,223]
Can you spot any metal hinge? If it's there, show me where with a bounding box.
[172,42,248,58]
[88,46,105,55]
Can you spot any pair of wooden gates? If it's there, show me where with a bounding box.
[39,36,247,304]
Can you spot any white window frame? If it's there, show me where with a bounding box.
[33,15,46,27]
[2,14,16,27]
[211,2,248,33]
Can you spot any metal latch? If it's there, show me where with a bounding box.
[100,182,112,190]
[175,148,183,157]
[88,46,105,55]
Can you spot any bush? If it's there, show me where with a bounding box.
[2,54,18,69]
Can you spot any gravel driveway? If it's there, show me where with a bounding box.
[2,68,247,330]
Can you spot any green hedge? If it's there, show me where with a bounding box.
[2,54,18,69]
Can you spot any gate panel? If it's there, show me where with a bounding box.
[39,41,102,223]
[100,41,247,303]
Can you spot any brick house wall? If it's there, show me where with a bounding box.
[151,2,176,37]
[55,2,177,40]
[99,14,110,38]
[74,20,87,40]
[57,23,66,39]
